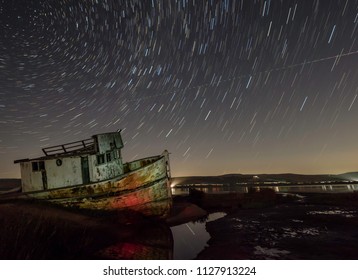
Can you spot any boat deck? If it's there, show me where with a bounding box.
[42,138,95,156]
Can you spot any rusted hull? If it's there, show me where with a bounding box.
[51,178,172,218]
[1,154,172,218]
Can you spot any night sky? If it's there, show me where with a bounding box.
[1,0,358,178]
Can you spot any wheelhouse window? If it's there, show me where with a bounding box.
[115,149,121,159]
[97,151,120,165]
[32,161,45,172]
[112,149,120,160]
[39,161,45,170]
[97,154,105,165]
[32,162,39,172]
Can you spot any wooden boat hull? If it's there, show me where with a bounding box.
[51,178,172,218]
[1,154,172,218]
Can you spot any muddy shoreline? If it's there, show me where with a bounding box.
[195,191,358,259]
[1,190,358,259]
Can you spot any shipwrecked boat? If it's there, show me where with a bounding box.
[2,130,172,218]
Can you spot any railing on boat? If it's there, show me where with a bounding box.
[42,138,94,156]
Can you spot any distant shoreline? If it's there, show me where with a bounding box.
[0,179,21,191]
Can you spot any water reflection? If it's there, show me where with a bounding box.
[99,222,174,260]
[172,184,358,195]
[171,212,226,260]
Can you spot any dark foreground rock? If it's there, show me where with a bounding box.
[166,202,207,226]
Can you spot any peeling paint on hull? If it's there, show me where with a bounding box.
[51,178,172,218]
[1,154,172,219]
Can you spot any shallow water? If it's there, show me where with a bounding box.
[307,209,357,217]
[172,184,358,195]
[171,212,226,259]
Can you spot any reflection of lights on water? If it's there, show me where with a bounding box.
[170,179,185,188]
[308,210,356,217]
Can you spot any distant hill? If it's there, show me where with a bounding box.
[172,173,356,186]
[336,172,358,181]
[0,179,21,191]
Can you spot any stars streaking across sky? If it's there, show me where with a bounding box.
[0,0,358,178]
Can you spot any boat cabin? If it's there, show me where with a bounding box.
[14,131,125,192]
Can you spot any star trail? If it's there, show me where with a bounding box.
[1,0,358,178]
